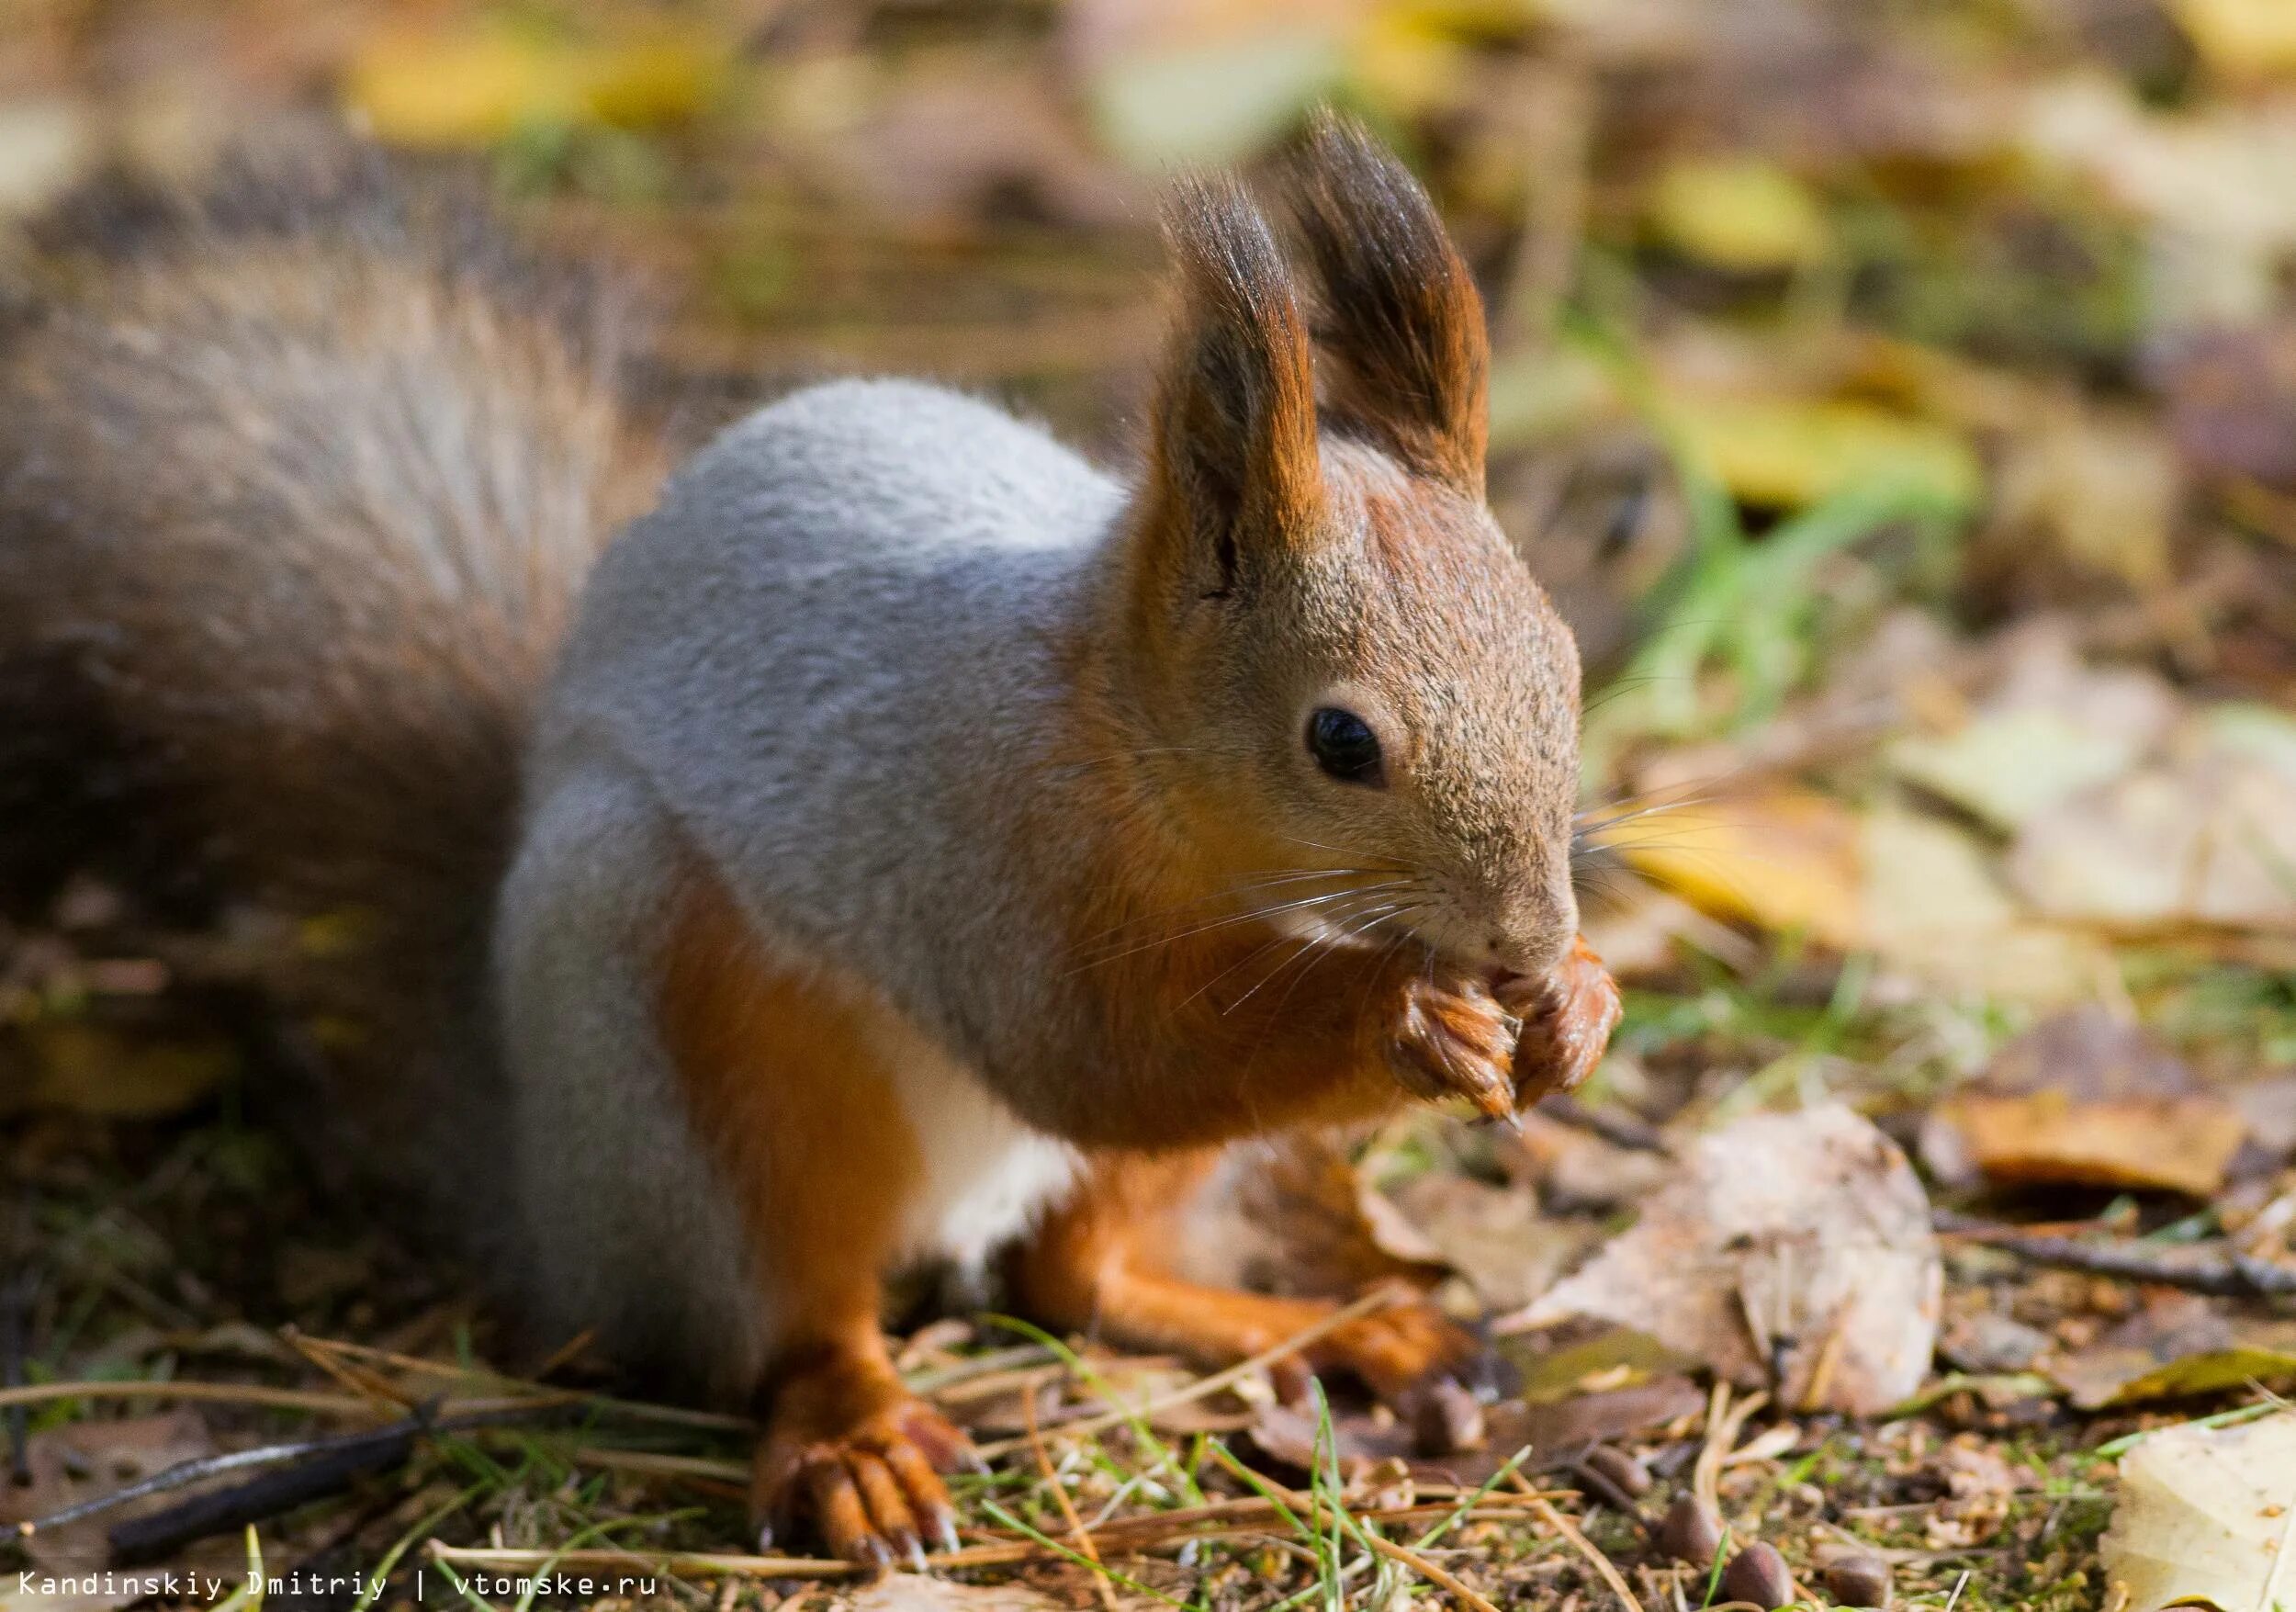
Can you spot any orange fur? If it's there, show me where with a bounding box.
[657,861,966,1563]
[1015,1152,1475,1402]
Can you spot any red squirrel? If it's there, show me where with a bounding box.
[0,116,1619,1564]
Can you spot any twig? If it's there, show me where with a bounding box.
[0,1380,382,1417]
[20,1413,433,1538]
[1025,1384,1117,1612]
[568,1448,748,1485]
[107,1421,428,1564]
[1934,1212,2296,1300]
[1567,1454,1651,1531]
[290,1333,751,1430]
[279,1326,417,1410]
[1358,1529,1503,1612]
[1693,1384,1767,1516]
[1523,1486,1646,1612]
[1535,1093,1671,1155]
[975,1285,1399,1458]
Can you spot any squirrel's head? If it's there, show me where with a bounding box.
[1114,114,1581,980]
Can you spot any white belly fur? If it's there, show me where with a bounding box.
[868,1003,1078,1273]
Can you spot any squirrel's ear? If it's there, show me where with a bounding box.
[1143,176,1323,587]
[1282,112,1489,495]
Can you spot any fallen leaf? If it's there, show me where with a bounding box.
[6,1021,236,1121]
[1992,404,2180,589]
[1249,1375,1704,1485]
[1379,1173,1597,1313]
[343,23,722,149]
[1861,804,2111,1006]
[2008,740,2296,935]
[1176,1135,1448,1299]
[1649,156,1830,272]
[1667,397,1982,512]
[1611,784,1864,950]
[1891,710,2150,833]
[2047,1292,2296,1409]
[1927,1009,2247,1197]
[1887,628,2178,830]
[0,1412,214,1594]
[2099,1410,2296,1612]
[1940,1091,2246,1199]
[1503,1106,1941,1415]
[2172,0,2296,79]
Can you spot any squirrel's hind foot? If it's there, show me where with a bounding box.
[753,1358,974,1570]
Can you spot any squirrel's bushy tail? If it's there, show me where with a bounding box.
[0,145,668,1205]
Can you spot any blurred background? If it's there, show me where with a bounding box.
[4,1,2296,1604]
[7,0,2290,1133]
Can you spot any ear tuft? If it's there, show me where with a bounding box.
[1148,175,1322,575]
[1282,111,1489,493]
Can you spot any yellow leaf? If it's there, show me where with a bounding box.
[581,37,723,130]
[2173,0,2296,78]
[1669,397,1983,511]
[13,1021,236,1120]
[1347,8,1469,117]
[1649,157,1829,272]
[1609,786,1863,949]
[344,26,721,150]
[346,28,587,148]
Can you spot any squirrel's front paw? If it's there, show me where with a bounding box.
[1381,972,1518,1121]
[753,1383,974,1570]
[1495,936,1621,1107]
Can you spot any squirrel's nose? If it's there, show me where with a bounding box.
[1481,923,1571,979]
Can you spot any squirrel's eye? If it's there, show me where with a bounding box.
[1307,707,1384,785]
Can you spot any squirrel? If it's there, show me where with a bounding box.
[0,117,1620,1565]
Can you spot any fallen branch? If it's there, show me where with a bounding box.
[107,1420,428,1564]
[1933,1212,2296,1301]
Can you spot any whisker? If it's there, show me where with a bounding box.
[1170,883,1412,1014]
[1064,879,1413,972]
[1224,896,1420,1017]
[1071,865,1401,938]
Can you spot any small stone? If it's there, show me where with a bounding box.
[1721,1541,1795,1609]
[1822,1551,1892,1607]
[1654,1493,1724,1566]
[1583,1443,1654,1496]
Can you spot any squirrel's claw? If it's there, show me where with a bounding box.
[753,1394,972,1571]
[1499,936,1622,1108]
[1384,975,1515,1118]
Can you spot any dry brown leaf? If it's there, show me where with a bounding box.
[1502,1106,1940,1414]
[1250,1376,1705,1485]
[1939,1091,2245,1198]
[0,1411,215,1601]
[1378,1173,1598,1313]
[2046,1291,2296,1409]
[1928,1009,2249,1197]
